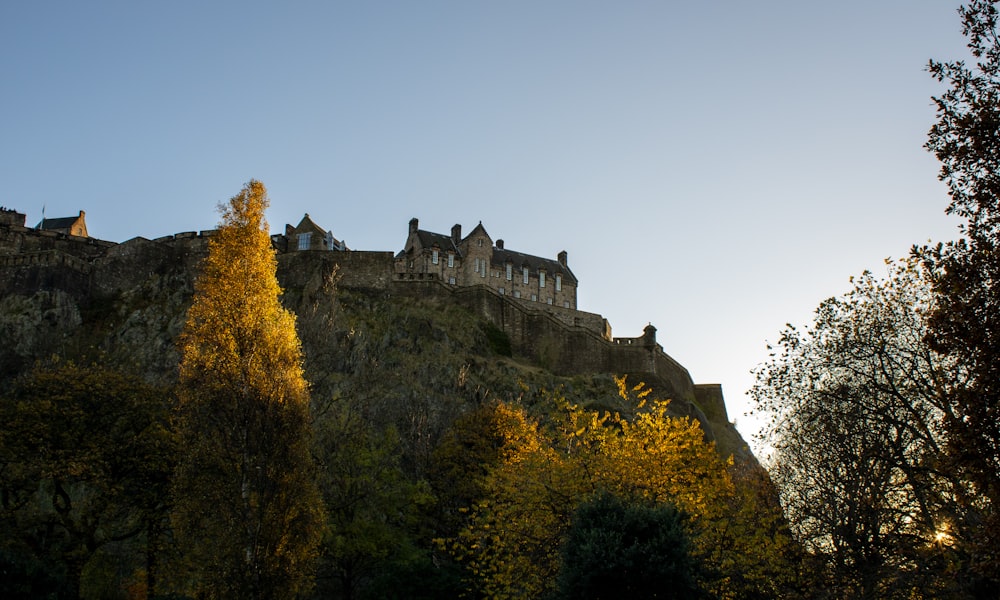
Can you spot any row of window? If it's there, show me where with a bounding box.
[496,287,570,307]
[431,249,455,268]
[438,252,564,291]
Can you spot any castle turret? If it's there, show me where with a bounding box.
[642,323,657,347]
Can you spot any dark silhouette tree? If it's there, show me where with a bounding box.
[923,1,1000,592]
[752,259,969,599]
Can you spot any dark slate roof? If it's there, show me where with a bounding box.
[492,247,578,285]
[37,216,79,230]
[416,230,461,255]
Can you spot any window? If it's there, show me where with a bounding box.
[523,267,529,284]
[474,258,480,273]
[506,264,512,280]
[499,287,505,295]
[555,274,562,291]
[531,294,537,302]
[539,272,546,288]
[449,277,456,285]
[514,290,521,298]
[478,239,483,247]
[563,301,570,308]
[297,232,311,251]
[448,253,454,268]
[432,249,439,264]
[547,298,553,305]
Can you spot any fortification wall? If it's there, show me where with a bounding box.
[387,280,701,404]
[1,225,113,259]
[279,250,395,292]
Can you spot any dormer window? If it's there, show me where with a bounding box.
[297,232,312,251]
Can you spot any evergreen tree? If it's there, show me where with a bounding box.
[557,492,698,600]
[173,180,324,599]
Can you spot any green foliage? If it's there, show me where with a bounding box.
[0,360,175,599]
[557,492,699,600]
[312,400,435,599]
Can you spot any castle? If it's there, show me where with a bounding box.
[0,205,739,452]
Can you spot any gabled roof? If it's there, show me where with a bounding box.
[294,213,327,236]
[492,247,578,285]
[462,222,491,244]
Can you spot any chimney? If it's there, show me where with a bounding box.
[409,217,419,234]
[451,223,462,244]
[558,250,567,267]
[496,239,504,249]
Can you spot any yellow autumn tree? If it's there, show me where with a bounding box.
[451,379,736,599]
[172,180,324,600]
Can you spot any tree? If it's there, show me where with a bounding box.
[556,491,699,600]
[312,400,434,600]
[923,1,1000,590]
[0,361,175,599]
[449,381,737,599]
[751,258,970,598]
[172,180,324,599]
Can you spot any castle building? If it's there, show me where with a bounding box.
[395,218,578,309]
[36,210,88,237]
[280,213,347,252]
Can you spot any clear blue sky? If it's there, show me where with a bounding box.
[1,1,971,453]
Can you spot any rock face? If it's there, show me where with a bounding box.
[0,223,756,463]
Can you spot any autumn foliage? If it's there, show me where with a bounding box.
[173,180,323,599]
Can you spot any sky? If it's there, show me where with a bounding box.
[1,1,974,454]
